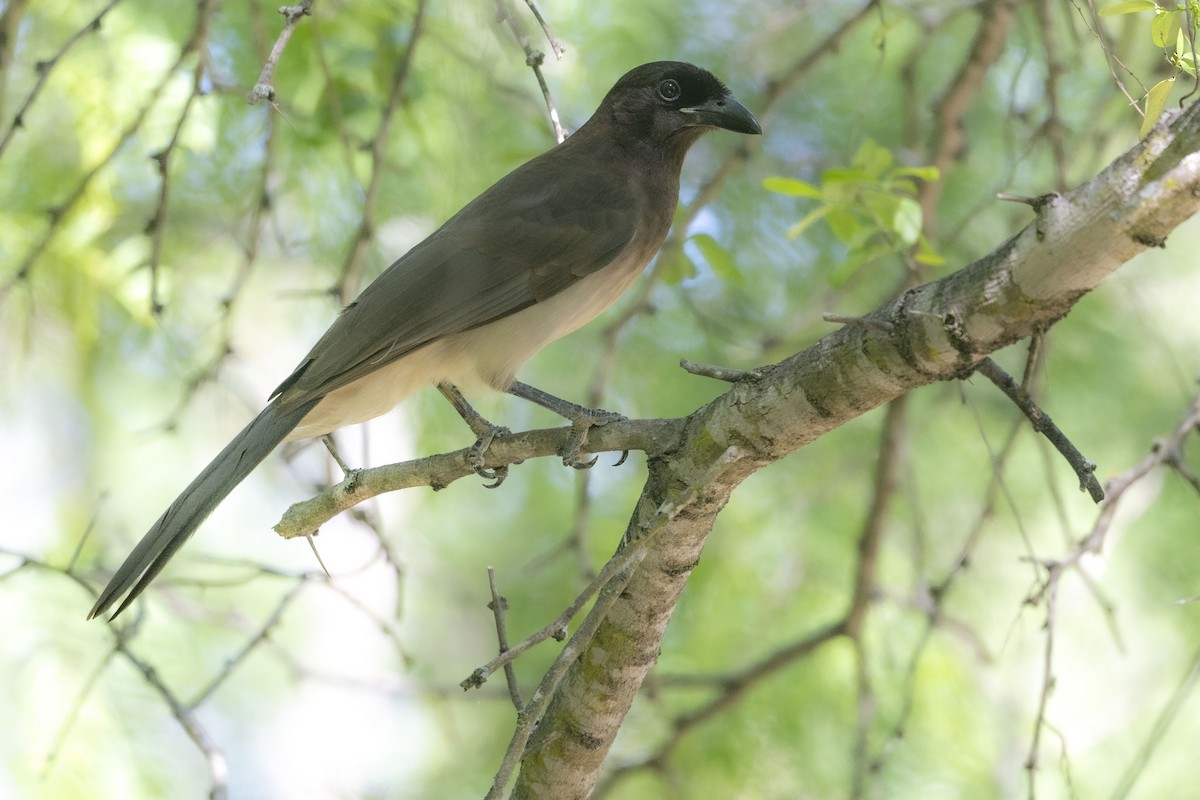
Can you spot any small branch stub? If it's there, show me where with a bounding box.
[680,358,764,383]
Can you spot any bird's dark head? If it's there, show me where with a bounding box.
[596,62,761,156]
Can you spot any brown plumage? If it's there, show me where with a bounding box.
[88,61,760,620]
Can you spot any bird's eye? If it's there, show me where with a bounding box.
[657,79,681,102]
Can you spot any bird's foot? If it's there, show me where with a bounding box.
[469,423,512,488]
[561,409,627,469]
[438,382,520,488]
[502,382,630,470]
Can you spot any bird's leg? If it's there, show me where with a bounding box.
[437,382,510,488]
[320,434,354,475]
[506,381,627,469]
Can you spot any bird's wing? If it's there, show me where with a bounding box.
[271,157,640,408]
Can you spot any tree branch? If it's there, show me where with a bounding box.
[509,102,1200,796]
[260,97,1200,796]
[973,356,1104,501]
[246,1,314,105]
[273,419,683,538]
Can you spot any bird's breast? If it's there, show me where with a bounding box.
[449,244,653,390]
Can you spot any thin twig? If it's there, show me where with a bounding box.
[996,192,1060,210]
[484,550,645,800]
[111,628,230,798]
[461,540,643,691]
[1025,562,1060,798]
[0,0,125,160]
[147,50,212,316]
[521,0,565,58]
[1108,640,1200,800]
[594,621,846,796]
[335,0,426,299]
[974,357,1105,502]
[189,579,308,707]
[246,1,314,104]
[486,567,524,709]
[492,0,565,141]
[918,0,1020,230]
[850,636,875,800]
[3,0,219,292]
[1026,388,1200,608]
[41,648,117,774]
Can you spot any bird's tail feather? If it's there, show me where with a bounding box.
[88,398,320,620]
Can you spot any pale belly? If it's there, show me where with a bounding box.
[286,261,645,440]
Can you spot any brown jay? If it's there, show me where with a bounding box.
[88,61,761,620]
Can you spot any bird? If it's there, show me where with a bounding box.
[87,61,761,621]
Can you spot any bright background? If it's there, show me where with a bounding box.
[2,0,1199,797]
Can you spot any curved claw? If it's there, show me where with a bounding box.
[557,407,629,470]
[560,419,592,468]
[612,450,630,467]
[570,454,600,470]
[476,464,509,489]
[468,424,512,488]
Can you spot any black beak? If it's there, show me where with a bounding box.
[683,94,762,135]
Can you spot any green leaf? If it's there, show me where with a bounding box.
[891,197,923,246]
[1140,77,1174,139]
[871,19,900,48]
[690,233,743,284]
[1152,9,1180,49]
[826,206,861,243]
[843,222,877,251]
[1098,0,1158,15]
[827,243,893,286]
[821,167,871,186]
[1176,51,1197,77]
[892,165,941,182]
[660,250,699,285]
[862,190,900,229]
[888,177,919,197]
[762,176,823,198]
[784,206,831,240]
[914,234,946,266]
[851,139,893,179]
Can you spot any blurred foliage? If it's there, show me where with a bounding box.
[2,0,1200,798]
[1100,0,1199,136]
[764,138,943,282]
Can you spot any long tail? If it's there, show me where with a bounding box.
[88,398,320,620]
